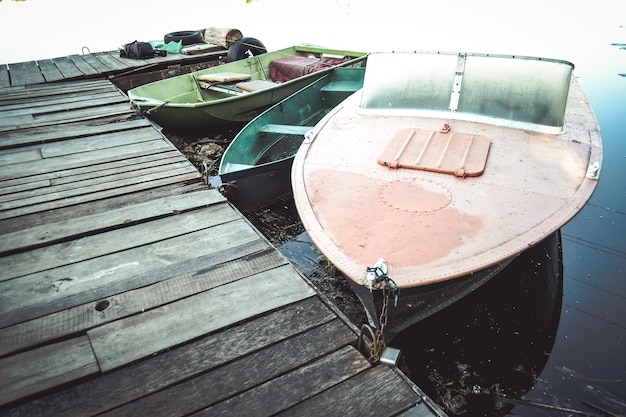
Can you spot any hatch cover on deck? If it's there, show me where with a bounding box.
[378,127,491,177]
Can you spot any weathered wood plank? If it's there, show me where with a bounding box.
[36,59,65,83]
[0,247,288,356]
[0,173,202,233]
[97,320,359,417]
[0,65,10,88]
[39,127,162,158]
[0,189,225,256]
[0,147,177,190]
[0,153,182,195]
[78,53,116,73]
[0,128,162,178]
[196,346,371,417]
[0,137,173,182]
[0,91,123,116]
[48,154,186,186]
[0,102,135,132]
[0,179,50,197]
[91,52,132,71]
[0,160,194,206]
[2,93,128,118]
[276,365,424,417]
[0,118,151,150]
[50,56,84,79]
[87,264,316,372]
[0,148,42,166]
[67,55,101,76]
[0,336,99,407]
[6,61,45,86]
[0,79,116,102]
[1,298,334,417]
[0,170,200,220]
[0,219,264,327]
[0,164,197,213]
[2,199,233,279]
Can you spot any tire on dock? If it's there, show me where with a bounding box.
[164,31,205,45]
[227,37,267,61]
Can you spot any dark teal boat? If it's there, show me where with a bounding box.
[212,65,366,211]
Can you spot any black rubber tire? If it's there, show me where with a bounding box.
[164,31,204,46]
[227,37,267,61]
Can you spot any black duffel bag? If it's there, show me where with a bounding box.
[120,41,166,59]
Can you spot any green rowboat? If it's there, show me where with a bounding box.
[128,44,366,130]
[211,65,366,211]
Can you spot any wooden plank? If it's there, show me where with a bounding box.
[0,170,200,220]
[2,93,128,118]
[0,181,205,234]
[87,264,316,372]
[0,149,181,193]
[2,297,335,417]
[0,65,10,88]
[0,191,228,278]
[96,320,359,417]
[0,102,135,131]
[0,138,172,182]
[36,59,65,82]
[0,164,197,213]
[0,336,99,407]
[48,154,186,186]
[0,148,42,166]
[50,56,84,79]
[196,346,371,417]
[0,91,123,116]
[0,219,265,327]
[92,52,132,71]
[276,365,424,417]
[0,79,116,102]
[0,247,288,356]
[39,127,162,158]
[0,118,152,150]
[7,61,45,86]
[79,53,116,73]
[0,160,194,205]
[0,188,225,256]
[0,179,50,197]
[0,128,162,176]
[67,54,101,76]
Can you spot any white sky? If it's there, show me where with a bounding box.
[0,0,624,73]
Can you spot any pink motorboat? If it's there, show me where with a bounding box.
[291,51,602,341]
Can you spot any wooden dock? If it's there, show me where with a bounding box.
[0,75,445,416]
[0,48,226,89]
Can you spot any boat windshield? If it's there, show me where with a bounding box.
[359,52,574,128]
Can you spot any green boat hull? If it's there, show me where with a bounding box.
[128,45,366,131]
[215,66,366,211]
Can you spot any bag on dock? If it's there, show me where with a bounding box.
[120,41,166,59]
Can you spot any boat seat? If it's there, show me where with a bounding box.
[235,79,276,92]
[320,81,362,93]
[260,124,313,135]
[197,72,251,83]
[196,72,253,94]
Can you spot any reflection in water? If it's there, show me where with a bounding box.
[392,231,563,416]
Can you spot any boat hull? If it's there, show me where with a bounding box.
[291,51,601,336]
[128,45,366,131]
[216,66,366,211]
